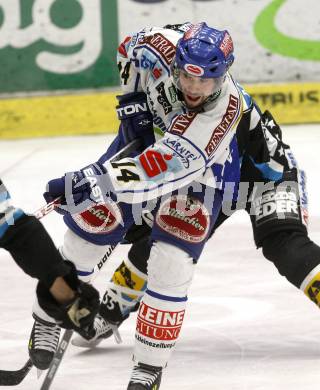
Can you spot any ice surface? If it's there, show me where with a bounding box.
[0,124,319,389]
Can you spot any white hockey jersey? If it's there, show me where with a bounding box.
[103,25,259,204]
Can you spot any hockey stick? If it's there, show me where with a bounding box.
[0,137,143,387]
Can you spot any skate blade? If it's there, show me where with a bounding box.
[37,369,44,379]
[111,326,122,344]
[71,336,103,349]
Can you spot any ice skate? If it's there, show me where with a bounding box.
[28,315,61,370]
[127,363,162,390]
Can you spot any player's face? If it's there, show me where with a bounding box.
[179,71,217,108]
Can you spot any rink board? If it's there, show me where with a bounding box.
[0,82,319,139]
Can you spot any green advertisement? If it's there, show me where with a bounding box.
[0,0,119,93]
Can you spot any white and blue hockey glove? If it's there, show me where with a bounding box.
[43,163,113,215]
[116,92,155,149]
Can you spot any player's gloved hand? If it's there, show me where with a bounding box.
[43,162,111,215]
[36,261,100,337]
[116,92,155,150]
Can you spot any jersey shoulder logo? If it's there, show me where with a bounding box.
[140,33,176,65]
[169,112,198,136]
[205,94,240,157]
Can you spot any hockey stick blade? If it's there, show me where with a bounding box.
[0,359,33,386]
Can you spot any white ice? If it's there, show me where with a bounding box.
[0,124,320,390]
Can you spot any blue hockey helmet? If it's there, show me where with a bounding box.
[174,22,234,79]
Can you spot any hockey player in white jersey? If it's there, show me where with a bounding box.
[34,22,320,389]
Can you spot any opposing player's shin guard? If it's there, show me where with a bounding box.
[133,241,194,368]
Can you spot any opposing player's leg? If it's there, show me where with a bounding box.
[28,226,115,368]
[249,167,320,303]
[127,186,222,389]
[28,200,133,369]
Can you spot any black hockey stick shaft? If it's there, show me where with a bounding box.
[0,359,33,386]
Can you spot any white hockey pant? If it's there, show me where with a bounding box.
[134,241,195,367]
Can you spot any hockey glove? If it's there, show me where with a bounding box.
[36,261,100,336]
[116,92,155,150]
[44,162,112,215]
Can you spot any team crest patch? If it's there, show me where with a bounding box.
[72,203,122,234]
[156,195,210,243]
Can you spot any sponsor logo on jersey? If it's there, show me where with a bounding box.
[137,302,185,341]
[163,137,202,168]
[72,203,122,234]
[141,33,176,65]
[156,195,210,243]
[205,94,239,157]
[139,149,172,178]
[156,81,173,114]
[153,115,167,133]
[169,111,197,135]
[253,188,300,226]
[219,32,233,58]
[140,54,157,70]
[168,85,178,103]
[146,85,168,132]
[152,67,163,79]
[184,63,204,76]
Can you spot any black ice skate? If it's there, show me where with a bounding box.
[127,363,162,390]
[28,315,61,370]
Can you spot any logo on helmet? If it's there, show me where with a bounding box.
[184,63,204,76]
[219,32,234,59]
